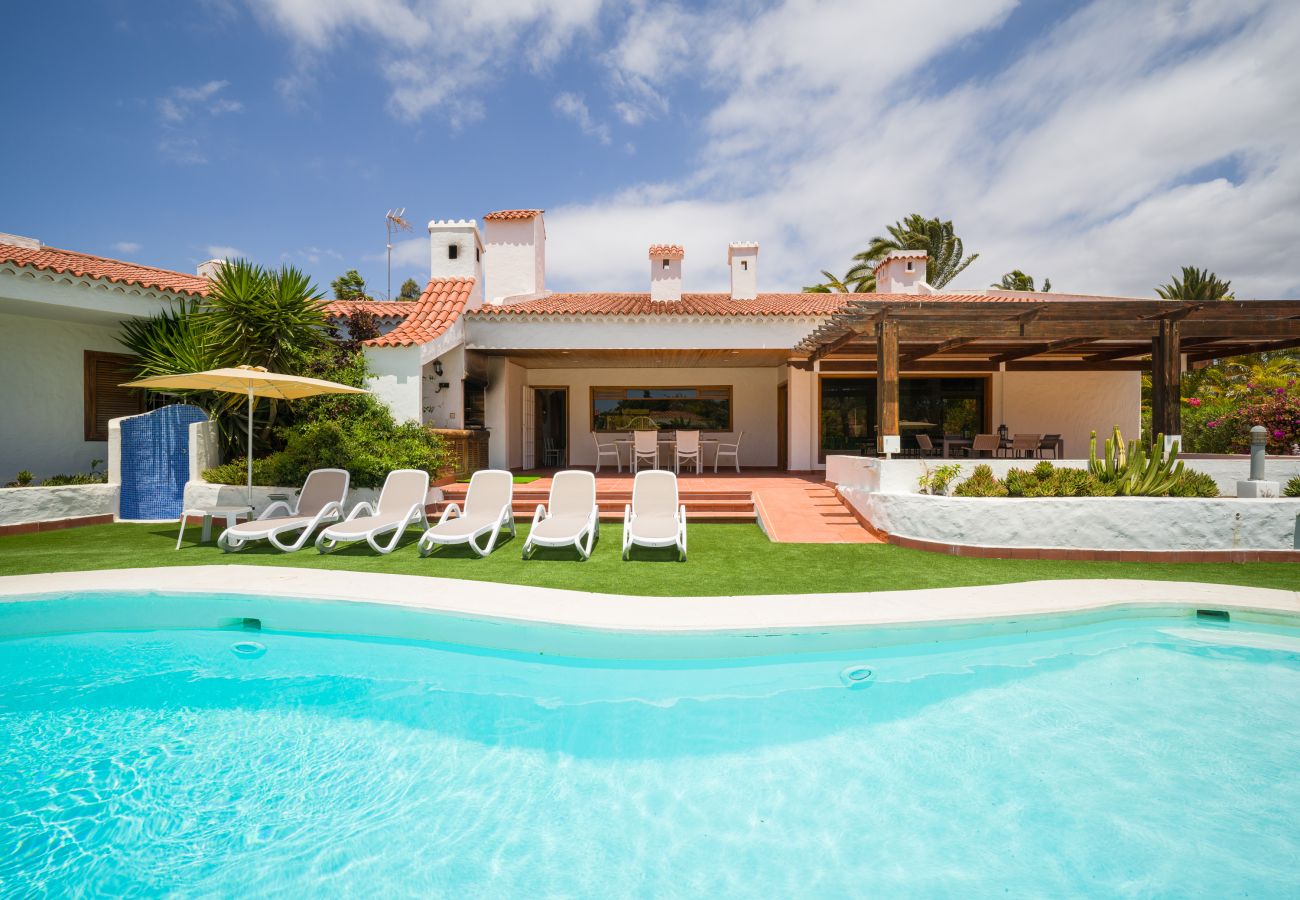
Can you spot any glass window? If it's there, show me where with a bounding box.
[592,387,731,431]
[819,376,986,456]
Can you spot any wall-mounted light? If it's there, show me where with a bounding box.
[433,360,444,377]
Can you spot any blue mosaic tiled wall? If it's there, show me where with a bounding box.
[119,404,210,520]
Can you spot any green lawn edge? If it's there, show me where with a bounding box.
[0,522,1296,596]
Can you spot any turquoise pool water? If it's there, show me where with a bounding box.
[2,595,1299,896]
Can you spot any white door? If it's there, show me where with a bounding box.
[521,386,536,470]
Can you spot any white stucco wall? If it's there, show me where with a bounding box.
[993,370,1141,459]
[787,366,816,471]
[825,455,1300,497]
[841,489,1300,551]
[0,483,119,526]
[0,311,133,480]
[363,345,424,423]
[421,345,466,429]
[512,366,782,468]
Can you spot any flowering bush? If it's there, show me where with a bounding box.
[1185,384,1300,454]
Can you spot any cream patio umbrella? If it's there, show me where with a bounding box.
[122,364,368,505]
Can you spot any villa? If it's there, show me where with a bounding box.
[4,214,1299,484]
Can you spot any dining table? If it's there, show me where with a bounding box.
[615,436,721,470]
[941,436,973,458]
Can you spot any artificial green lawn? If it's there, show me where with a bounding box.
[0,522,1297,596]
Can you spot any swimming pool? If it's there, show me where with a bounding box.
[2,592,1298,896]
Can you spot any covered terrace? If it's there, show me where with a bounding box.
[794,296,1300,455]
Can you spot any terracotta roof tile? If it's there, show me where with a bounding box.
[648,244,685,259]
[320,298,412,319]
[468,290,1114,319]
[483,209,543,220]
[468,292,850,317]
[0,242,210,296]
[350,278,475,347]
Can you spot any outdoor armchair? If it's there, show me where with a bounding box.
[593,433,623,473]
[714,431,744,472]
[622,469,687,562]
[217,468,349,553]
[631,430,659,471]
[417,468,515,558]
[521,470,599,560]
[315,468,430,555]
[674,430,702,474]
[963,434,1001,458]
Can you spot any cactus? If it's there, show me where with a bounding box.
[1089,426,1185,495]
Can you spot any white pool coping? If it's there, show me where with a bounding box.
[0,566,1296,634]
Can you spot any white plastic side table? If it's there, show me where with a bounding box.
[175,505,252,549]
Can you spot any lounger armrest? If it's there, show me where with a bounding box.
[530,503,547,530]
[307,500,344,528]
[437,502,461,525]
[259,500,292,520]
[345,501,375,521]
[623,503,632,527]
[679,504,687,523]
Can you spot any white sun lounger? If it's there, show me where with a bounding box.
[521,470,599,560]
[315,468,430,555]
[622,469,687,562]
[217,468,349,553]
[417,469,515,558]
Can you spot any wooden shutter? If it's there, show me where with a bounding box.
[84,351,145,441]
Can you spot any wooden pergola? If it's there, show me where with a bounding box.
[793,297,1300,443]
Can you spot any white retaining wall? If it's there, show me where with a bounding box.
[828,455,1300,551]
[0,484,119,527]
[826,455,1300,497]
[845,491,1299,551]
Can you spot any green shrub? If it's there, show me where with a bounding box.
[203,419,450,489]
[918,462,962,495]
[1284,475,1300,497]
[953,464,1007,497]
[1168,470,1220,498]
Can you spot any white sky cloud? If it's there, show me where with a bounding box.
[112,241,141,254]
[543,0,1300,299]
[205,244,246,260]
[240,0,1299,299]
[553,92,611,144]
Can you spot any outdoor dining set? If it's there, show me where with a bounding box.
[918,432,1065,459]
[592,430,745,474]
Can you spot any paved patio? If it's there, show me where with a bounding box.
[439,470,879,544]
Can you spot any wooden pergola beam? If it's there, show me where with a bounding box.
[901,336,981,363]
[989,337,1098,364]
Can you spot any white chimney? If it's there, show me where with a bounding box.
[428,218,485,307]
[196,259,224,279]
[0,232,41,249]
[728,242,758,300]
[649,244,684,302]
[482,209,545,304]
[873,250,929,294]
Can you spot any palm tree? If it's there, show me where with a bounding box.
[852,214,979,289]
[803,268,873,293]
[201,260,329,374]
[1193,353,1300,400]
[992,270,1050,292]
[1156,266,1234,302]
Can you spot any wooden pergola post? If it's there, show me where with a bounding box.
[1150,319,1182,440]
[876,317,900,455]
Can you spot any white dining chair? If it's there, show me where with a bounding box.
[631,430,659,472]
[714,431,744,473]
[674,430,701,474]
[593,433,622,472]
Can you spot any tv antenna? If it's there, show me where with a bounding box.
[385,208,411,300]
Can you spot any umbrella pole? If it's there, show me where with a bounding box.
[247,387,254,508]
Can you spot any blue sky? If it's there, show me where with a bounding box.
[2,0,1297,299]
